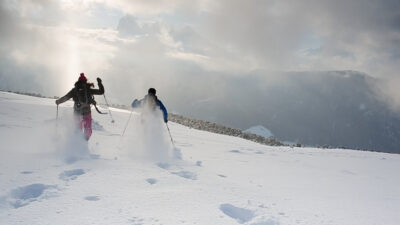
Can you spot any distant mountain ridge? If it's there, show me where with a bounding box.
[178,71,400,153]
[169,114,283,147]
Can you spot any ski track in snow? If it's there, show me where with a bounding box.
[1,92,400,225]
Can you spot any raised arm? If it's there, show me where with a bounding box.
[90,78,105,95]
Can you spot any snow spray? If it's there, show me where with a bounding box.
[121,103,178,163]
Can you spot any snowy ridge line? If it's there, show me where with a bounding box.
[169,114,284,147]
[0,90,130,109]
[0,90,58,99]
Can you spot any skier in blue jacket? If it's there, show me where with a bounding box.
[131,88,168,123]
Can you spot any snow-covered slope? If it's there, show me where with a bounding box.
[0,91,399,225]
[244,125,274,138]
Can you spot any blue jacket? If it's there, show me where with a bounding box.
[132,95,168,123]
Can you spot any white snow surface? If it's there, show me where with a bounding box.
[0,91,400,225]
[244,125,274,138]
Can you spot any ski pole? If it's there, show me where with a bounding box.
[166,123,175,147]
[55,104,59,136]
[121,110,133,136]
[56,105,59,126]
[103,94,115,123]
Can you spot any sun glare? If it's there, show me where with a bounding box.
[64,34,81,91]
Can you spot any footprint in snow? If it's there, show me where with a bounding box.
[146,178,157,185]
[230,150,242,154]
[156,162,198,180]
[85,196,100,201]
[5,183,58,208]
[156,162,170,169]
[219,203,255,224]
[59,169,85,181]
[171,171,197,180]
[20,171,34,174]
[92,120,104,131]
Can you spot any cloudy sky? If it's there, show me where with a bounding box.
[0,0,399,113]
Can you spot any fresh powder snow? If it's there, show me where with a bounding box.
[0,91,400,225]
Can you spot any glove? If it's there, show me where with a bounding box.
[97,77,102,83]
[55,99,60,105]
[164,119,168,123]
[131,99,139,108]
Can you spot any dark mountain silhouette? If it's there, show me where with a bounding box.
[178,70,400,153]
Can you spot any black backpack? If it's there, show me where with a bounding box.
[75,81,94,106]
[74,81,105,114]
